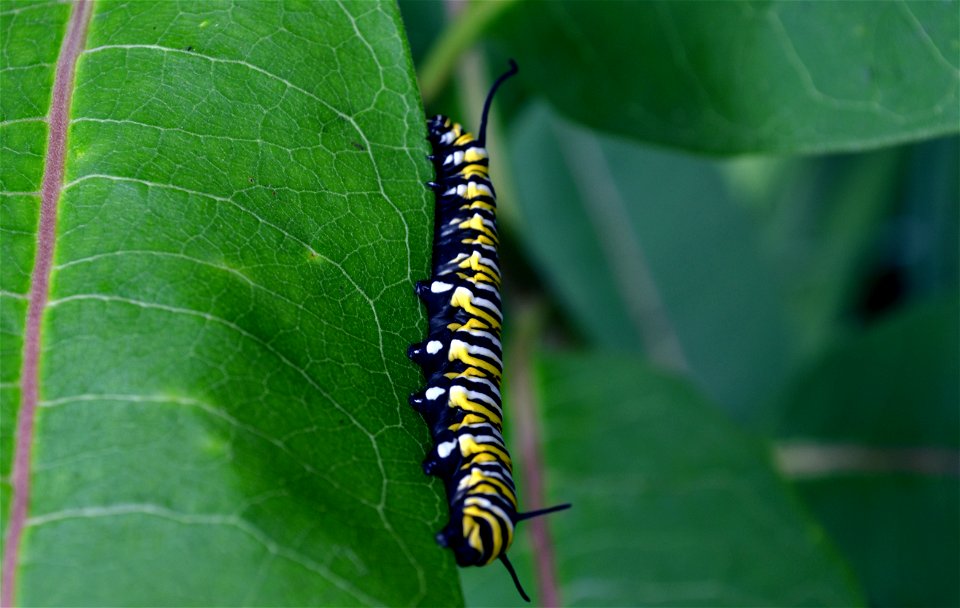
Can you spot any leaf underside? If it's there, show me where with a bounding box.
[495,0,959,154]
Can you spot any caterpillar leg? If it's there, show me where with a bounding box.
[422,436,459,476]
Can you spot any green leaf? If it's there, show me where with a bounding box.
[775,295,959,447]
[796,476,958,608]
[507,103,796,418]
[1,1,460,605]
[396,0,446,68]
[493,0,960,154]
[900,137,960,294]
[463,353,861,607]
[732,148,904,357]
[773,296,959,607]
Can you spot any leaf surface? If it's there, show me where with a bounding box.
[463,353,862,606]
[0,1,459,605]
[494,0,960,154]
[776,296,959,447]
[796,476,958,608]
[774,297,959,607]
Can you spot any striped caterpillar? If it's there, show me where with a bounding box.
[408,60,570,601]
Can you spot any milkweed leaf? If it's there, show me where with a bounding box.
[494,0,959,154]
[0,1,459,605]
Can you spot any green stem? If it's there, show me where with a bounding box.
[418,0,519,106]
[507,299,564,606]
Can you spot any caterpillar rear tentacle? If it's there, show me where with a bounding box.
[517,503,573,522]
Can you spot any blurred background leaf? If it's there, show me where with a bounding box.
[774,295,960,607]
[507,103,797,420]
[774,295,959,447]
[492,0,959,154]
[464,354,862,607]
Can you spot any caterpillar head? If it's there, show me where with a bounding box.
[436,498,515,567]
[435,517,493,567]
[436,510,529,602]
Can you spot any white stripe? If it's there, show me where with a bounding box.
[468,466,512,485]
[455,328,502,350]
[452,289,502,320]
[449,385,502,411]
[437,440,457,459]
[442,182,494,199]
[456,464,514,492]
[457,432,506,450]
[443,150,464,166]
[469,281,499,295]
[460,242,497,254]
[471,182,493,197]
[470,295,503,319]
[450,251,500,275]
[455,376,501,399]
[450,340,503,368]
[445,214,495,229]
[463,496,512,524]
[457,422,502,439]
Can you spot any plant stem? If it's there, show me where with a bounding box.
[507,300,564,607]
[419,0,519,106]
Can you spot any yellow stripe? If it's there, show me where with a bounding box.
[467,182,489,199]
[458,261,500,285]
[458,252,500,279]
[446,316,495,333]
[457,317,492,331]
[454,133,476,146]
[462,505,512,563]
[464,470,517,505]
[448,342,501,378]
[459,366,493,379]
[464,148,487,162]
[461,235,498,248]
[448,413,498,431]
[462,507,501,560]
[462,452,499,468]
[460,165,489,178]
[463,517,483,552]
[450,288,501,329]
[458,435,512,465]
[471,482,517,508]
[455,271,500,287]
[464,199,495,212]
[448,388,502,425]
[458,214,498,241]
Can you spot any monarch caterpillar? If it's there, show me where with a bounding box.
[408,60,570,602]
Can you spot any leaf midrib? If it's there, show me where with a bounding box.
[2,2,94,605]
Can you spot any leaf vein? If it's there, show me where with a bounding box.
[54,249,380,349]
[25,503,380,605]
